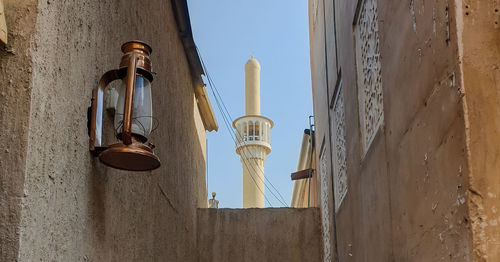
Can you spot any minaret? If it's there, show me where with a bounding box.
[233,55,274,208]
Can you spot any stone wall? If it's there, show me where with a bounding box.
[197,208,322,262]
[1,0,208,261]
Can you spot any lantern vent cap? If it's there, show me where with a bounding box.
[121,40,152,56]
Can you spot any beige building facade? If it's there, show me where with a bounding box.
[1,1,323,261]
[309,0,500,261]
[0,0,217,260]
[291,129,319,208]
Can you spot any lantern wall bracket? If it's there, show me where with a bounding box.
[89,69,120,153]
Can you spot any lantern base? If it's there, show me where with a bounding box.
[99,141,160,171]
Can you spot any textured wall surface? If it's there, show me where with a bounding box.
[308,0,337,260]
[458,1,500,260]
[0,0,37,260]
[0,0,207,261]
[379,0,471,261]
[309,0,473,261]
[197,208,322,262]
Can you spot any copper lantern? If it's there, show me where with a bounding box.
[89,41,160,171]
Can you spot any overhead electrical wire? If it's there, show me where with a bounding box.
[200,55,289,206]
[232,129,289,206]
[209,84,273,207]
[203,60,288,207]
[204,64,289,206]
[198,51,273,207]
[197,47,289,207]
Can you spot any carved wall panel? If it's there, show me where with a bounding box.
[320,145,332,262]
[355,0,384,155]
[332,85,347,212]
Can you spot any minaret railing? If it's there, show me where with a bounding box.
[233,116,273,152]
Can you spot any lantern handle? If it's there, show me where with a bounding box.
[89,69,120,154]
[122,53,139,145]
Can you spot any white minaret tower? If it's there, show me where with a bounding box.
[233,55,273,208]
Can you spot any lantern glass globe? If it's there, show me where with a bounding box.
[114,75,153,140]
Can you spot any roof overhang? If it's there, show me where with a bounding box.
[171,0,218,132]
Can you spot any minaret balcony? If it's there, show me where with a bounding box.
[233,115,274,154]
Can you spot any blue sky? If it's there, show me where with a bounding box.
[189,0,312,208]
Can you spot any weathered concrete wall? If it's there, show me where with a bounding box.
[457,1,500,260]
[0,0,207,261]
[197,208,322,262]
[309,0,473,261]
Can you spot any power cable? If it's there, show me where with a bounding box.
[198,52,272,206]
[198,47,288,207]
[202,54,288,207]
[208,76,273,207]
[197,47,289,207]
[204,69,288,206]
